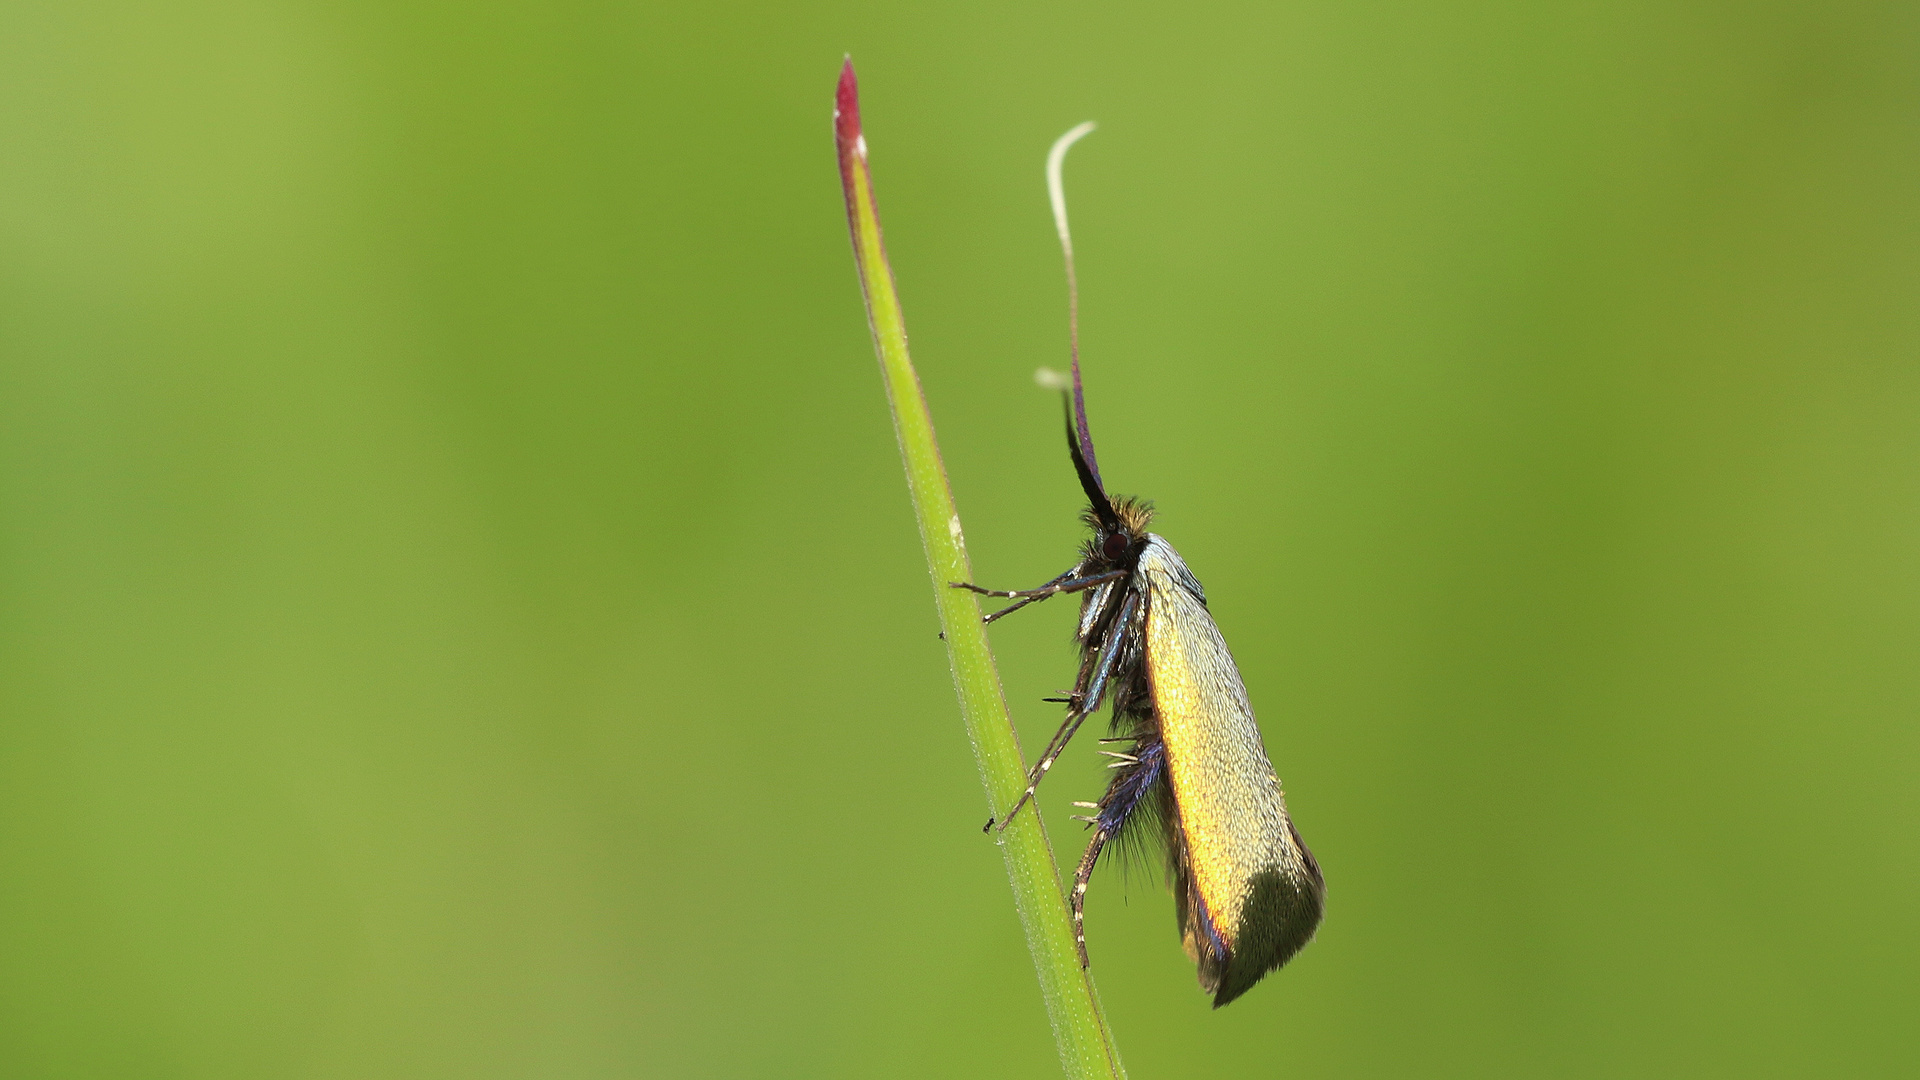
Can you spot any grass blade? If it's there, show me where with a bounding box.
[833,58,1127,1080]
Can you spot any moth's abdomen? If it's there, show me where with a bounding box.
[1137,536,1324,1007]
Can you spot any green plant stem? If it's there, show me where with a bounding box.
[834,60,1126,1080]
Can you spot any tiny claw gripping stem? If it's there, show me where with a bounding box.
[991,799,1028,834]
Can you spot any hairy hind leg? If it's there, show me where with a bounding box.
[1070,827,1111,968]
[1069,736,1167,968]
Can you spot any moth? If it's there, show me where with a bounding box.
[958,124,1324,1008]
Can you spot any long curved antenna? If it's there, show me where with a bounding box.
[1065,393,1123,535]
[1035,366,1121,534]
[1047,121,1101,488]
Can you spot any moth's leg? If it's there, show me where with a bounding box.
[990,590,1142,832]
[1071,737,1167,968]
[979,596,1045,625]
[948,564,1075,613]
[1070,827,1112,968]
[948,564,1078,623]
[951,568,1125,624]
[958,568,1124,599]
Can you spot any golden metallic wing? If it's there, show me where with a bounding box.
[1137,536,1324,1006]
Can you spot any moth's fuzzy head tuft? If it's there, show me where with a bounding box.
[1109,496,1154,537]
[1082,496,1154,539]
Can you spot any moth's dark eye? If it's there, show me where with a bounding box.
[1102,532,1129,560]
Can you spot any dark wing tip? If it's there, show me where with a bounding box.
[1204,866,1328,1007]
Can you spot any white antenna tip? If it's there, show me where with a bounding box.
[1034,367,1070,391]
[1046,122,1098,251]
[1048,121,1099,163]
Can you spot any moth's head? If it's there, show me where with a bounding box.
[1082,496,1154,567]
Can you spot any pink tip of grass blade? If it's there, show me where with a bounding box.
[835,58,876,282]
[835,59,864,180]
[835,59,860,144]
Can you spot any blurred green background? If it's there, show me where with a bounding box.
[3,1,1917,1077]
